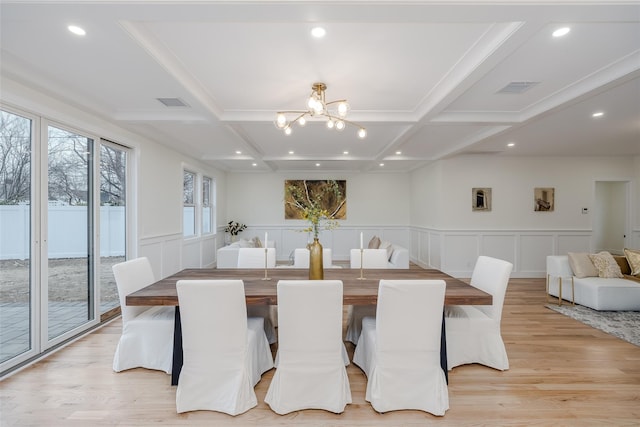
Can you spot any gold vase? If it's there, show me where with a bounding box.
[309,238,324,280]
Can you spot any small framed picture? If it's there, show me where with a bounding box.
[472,188,492,211]
[534,187,554,211]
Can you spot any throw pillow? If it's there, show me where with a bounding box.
[238,238,253,248]
[567,252,598,278]
[379,240,394,261]
[252,236,263,248]
[624,248,640,277]
[588,251,624,278]
[368,235,381,249]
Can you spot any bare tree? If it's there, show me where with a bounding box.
[0,111,31,204]
[100,144,125,206]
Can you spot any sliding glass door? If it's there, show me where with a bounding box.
[46,125,95,340]
[1,107,131,374]
[0,109,33,365]
[99,141,127,316]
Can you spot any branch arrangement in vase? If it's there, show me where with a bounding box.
[224,221,247,236]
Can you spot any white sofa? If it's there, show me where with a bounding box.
[349,245,409,269]
[546,255,640,311]
[217,240,275,268]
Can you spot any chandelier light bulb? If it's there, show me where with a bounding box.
[276,113,287,128]
[337,102,349,117]
[298,116,306,126]
[326,119,335,129]
[284,126,292,135]
[307,96,317,110]
[335,120,345,131]
[358,128,367,139]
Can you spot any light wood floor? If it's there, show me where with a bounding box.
[1,278,639,426]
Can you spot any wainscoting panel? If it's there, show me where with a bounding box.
[480,234,517,267]
[556,233,591,255]
[410,227,593,278]
[519,234,555,277]
[182,239,201,269]
[139,233,182,279]
[429,232,442,271]
[443,234,480,276]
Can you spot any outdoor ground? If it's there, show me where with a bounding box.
[1,257,123,305]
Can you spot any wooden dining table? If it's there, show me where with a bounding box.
[126,267,492,385]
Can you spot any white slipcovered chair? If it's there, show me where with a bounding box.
[265,280,352,415]
[353,279,449,415]
[444,255,513,371]
[175,279,274,415]
[345,252,389,344]
[112,257,174,374]
[293,248,336,268]
[237,247,278,344]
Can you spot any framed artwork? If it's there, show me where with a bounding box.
[472,188,492,211]
[534,187,555,211]
[284,179,347,219]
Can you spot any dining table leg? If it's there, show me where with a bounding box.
[171,306,183,386]
[441,312,448,384]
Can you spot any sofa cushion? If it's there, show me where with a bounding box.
[379,240,393,260]
[623,248,640,276]
[589,251,624,278]
[368,235,381,249]
[567,252,598,278]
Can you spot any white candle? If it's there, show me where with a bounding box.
[360,232,363,249]
[265,232,268,247]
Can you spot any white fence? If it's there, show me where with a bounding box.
[0,205,125,260]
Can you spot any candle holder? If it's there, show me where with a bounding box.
[262,247,271,281]
[357,248,366,280]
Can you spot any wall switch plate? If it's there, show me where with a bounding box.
[582,207,589,214]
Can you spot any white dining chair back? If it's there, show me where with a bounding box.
[175,279,274,415]
[112,257,174,374]
[444,255,513,371]
[352,279,448,415]
[293,248,334,268]
[237,248,277,269]
[349,249,389,269]
[237,247,278,343]
[264,280,352,415]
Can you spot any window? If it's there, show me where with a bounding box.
[183,171,195,237]
[202,176,212,234]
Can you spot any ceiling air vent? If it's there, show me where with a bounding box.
[156,97,189,107]
[497,81,539,94]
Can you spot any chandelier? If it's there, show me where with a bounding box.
[274,82,366,138]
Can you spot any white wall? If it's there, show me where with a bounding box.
[409,155,639,277]
[226,171,410,225]
[224,171,411,260]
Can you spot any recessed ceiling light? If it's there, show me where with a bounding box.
[311,27,326,38]
[68,25,86,36]
[315,163,321,167]
[343,151,349,155]
[235,150,242,154]
[592,111,604,118]
[552,27,570,37]
[507,142,515,147]
[252,163,257,167]
[395,151,402,155]
[288,150,294,155]
[379,163,385,167]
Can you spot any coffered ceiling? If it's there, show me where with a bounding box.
[1,1,639,172]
